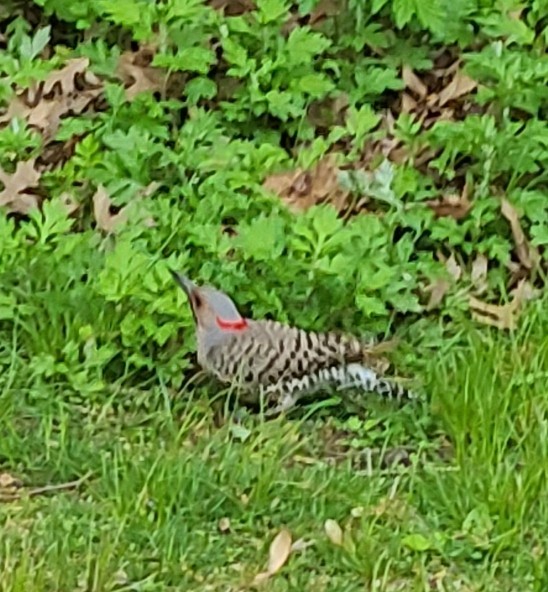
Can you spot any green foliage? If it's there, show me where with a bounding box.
[220,19,334,132]
[0,2,547,588]
[465,43,548,114]
[1,0,546,397]
[0,18,59,100]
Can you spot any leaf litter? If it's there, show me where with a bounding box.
[0,51,166,217]
[469,279,538,331]
[263,154,350,213]
[93,185,129,233]
[427,180,472,220]
[117,47,167,101]
[324,519,343,546]
[252,528,293,585]
[93,183,158,233]
[0,471,92,502]
[0,159,42,214]
[501,197,539,270]
[0,25,541,334]
[0,57,103,141]
[400,55,478,129]
[264,56,480,218]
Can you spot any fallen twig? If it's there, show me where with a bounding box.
[0,471,93,502]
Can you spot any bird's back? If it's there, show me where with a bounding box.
[204,319,364,389]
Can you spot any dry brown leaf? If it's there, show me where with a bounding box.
[2,90,100,139]
[362,338,400,356]
[324,519,343,546]
[42,57,91,96]
[468,279,534,331]
[263,155,349,213]
[1,472,92,502]
[267,529,292,574]
[307,93,349,129]
[445,254,462,282]
[208,0,255,15]
[401,92,418,114]
[402,67,428,99]
[290,538,314,553]
[469,296,518,330]
[426,192,472,220]
[510,278,538,303]
[471,254,488,293]
[117,50,166,101]
[251,572,271,585]
[438,71,477,106]
[413,148,438,168]
[252,528,292,585]
[425,278,451,310]
[92,185,128,233]
[361,338,400,374]
[0,57,103,139]
[58,192,80,216]
[0,159,41,214]
[309,0,340,25]
[501,198,538,270]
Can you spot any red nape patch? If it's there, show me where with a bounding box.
[216,317,248,331]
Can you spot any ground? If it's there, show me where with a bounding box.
[1,1,547,590]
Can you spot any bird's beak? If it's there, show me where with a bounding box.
[169,270,197,298]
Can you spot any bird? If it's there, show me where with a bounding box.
[171,271,416,414]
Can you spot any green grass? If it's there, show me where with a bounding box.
[1,299,547,591]
[1,3,547,589]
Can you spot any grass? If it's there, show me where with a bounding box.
[1,298,547,591]
[1,3,547,590]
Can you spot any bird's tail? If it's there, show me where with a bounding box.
[342,363,416,402]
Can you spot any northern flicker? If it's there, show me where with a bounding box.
[171,271,415,414]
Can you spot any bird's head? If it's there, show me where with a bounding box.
[170,271,248,333]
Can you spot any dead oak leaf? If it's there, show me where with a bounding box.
[0,58,103,139]
[361,339,400,374]
[468,280,535,331]
[290,538,314,552]
[92,183,157,232]
[2,96,68,140]
[92,185,128,233]
[401,92,418,114]
[0,159,41,214]
[117,50,166,102]
[309,0,341,26]
[263,155,349,213]
[267,529,292,574]
[469,296,517,330]
[438,71,477,107]
[402,66,428,99]
[510,279,538,303]
[58,192,80,216]
[445,253,462,282]
[425,278,451,310]
[41,57,92,96]
[471,254,488,294]
[501,198,538,270]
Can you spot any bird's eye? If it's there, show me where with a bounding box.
[194,295,202,308]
